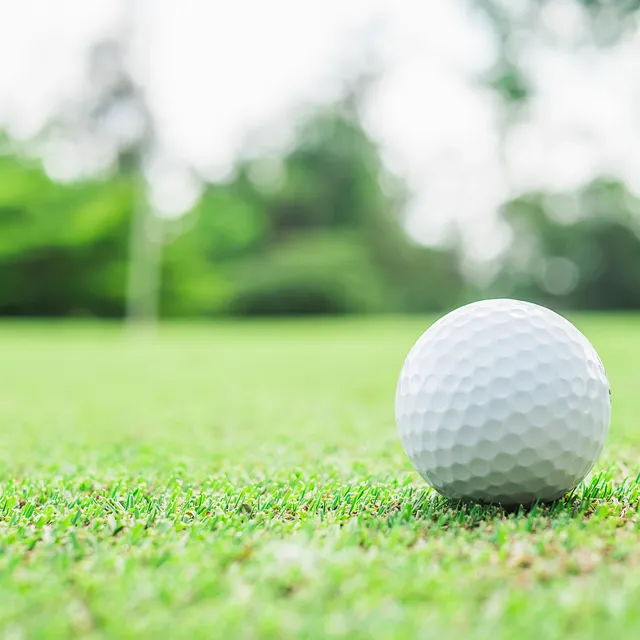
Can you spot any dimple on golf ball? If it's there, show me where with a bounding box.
[395,299,611,506]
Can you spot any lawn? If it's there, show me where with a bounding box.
[0,315,638,639]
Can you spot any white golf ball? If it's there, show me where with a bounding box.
[395,299,611,506]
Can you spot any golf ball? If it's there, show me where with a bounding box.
[395,299,611,506]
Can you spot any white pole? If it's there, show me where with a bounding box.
[126,173,163,333]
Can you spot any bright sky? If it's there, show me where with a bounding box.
[1,0,639,260]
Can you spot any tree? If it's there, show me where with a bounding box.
[38,7,189,329]
[164,91,465,316]
[494,179,640,309]
[0,153,133,316]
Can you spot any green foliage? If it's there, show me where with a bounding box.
[0,99,465,318]
[226,232,389,315]
[0,156,134,316]
[0,317,637,637]
[566,0,640,45]
[482,59,530,105]
[163,105,464,316]
[495,179,640,309]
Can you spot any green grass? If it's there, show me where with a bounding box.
[0,315,638,639]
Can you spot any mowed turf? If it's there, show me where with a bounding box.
[0,315,638,639]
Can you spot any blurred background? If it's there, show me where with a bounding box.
[1,0,640,322]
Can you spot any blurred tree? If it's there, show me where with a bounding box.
[2,19,467,319]
[76,33,165,330]
[476,0,640,49]
[164,92,465,316]
[474,0,640,124]
[473,1,533,198]
[0,73,465,318]
[0,154,133,316]
[39,7,186,330]
[547,0,640,45]
[474,0,640,311]
[494,179,640,309]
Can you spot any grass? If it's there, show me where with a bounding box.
[0,315,638,639]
